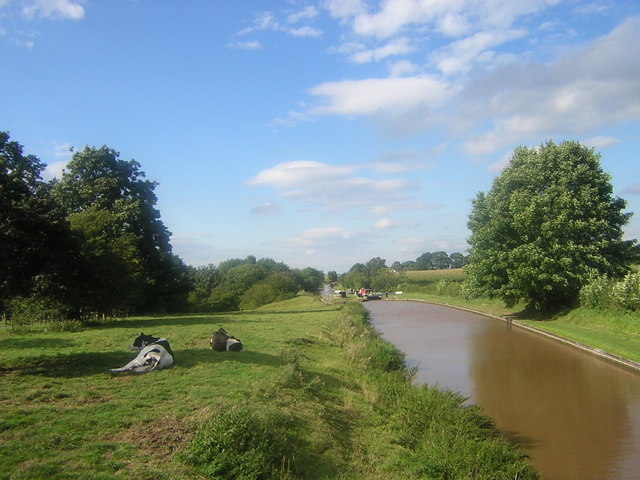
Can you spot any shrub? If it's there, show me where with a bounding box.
[611,273,640,311]
[579,275,613,309]
[182,406,296,480]
[8,295,69,326]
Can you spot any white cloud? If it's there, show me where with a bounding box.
[22,0,85,20]
[227,40,262,50]
[288,25,322,38]
[323,0,366,20]
[247,160,424,215]
[388,59,418,77]
[43,160,67,180]
[344,0,558,39]
[287,6,318,23]
[432,28,526,75]
[239,9,322,38]
[582,135,620,149]
[308,75,456,117]
[348,36,414,63]
[374,217,398,229]
[460,16,640,155]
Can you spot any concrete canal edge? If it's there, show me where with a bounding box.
[387,298,640,374]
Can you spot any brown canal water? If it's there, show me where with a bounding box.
[365,300,640,480]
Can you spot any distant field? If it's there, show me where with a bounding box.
[402,268,466,282]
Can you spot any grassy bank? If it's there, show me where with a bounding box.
[0,295,537,479]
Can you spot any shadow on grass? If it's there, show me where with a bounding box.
[0,351,130,378]
[175,348,280,369]
[0,337,76,349]
[1,346,282,378]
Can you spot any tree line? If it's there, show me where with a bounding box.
[3,132,638,321]
[1,132,324,324]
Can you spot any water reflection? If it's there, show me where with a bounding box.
[366,301,640,480]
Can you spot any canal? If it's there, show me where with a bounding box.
[365,300,640,480]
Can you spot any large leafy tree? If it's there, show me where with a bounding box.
[54,146,190,312]
[0,132,81,310]
[465,140,635,310]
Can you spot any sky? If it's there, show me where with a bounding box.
[2,0,640,273]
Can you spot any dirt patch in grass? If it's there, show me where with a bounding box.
[108,416,193,458]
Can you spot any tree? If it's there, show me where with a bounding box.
[449,252,467,269]
[53,146,189,312]
[415,252,433,270]
[431,251,452,270]
[465,140,635,310]
[0,132,81,311]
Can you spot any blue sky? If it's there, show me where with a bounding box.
[2,0,639,273]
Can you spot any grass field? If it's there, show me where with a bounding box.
[0,295,537,480]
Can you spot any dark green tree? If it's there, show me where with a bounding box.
[297,267,325,292]
[449,252,467,269]
[415,252,433,270]
[0,132,81,312]
[465,140,635,310]
[431,251,452,270]
[53,145,189,312]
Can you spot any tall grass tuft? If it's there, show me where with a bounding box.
[182,405,297,480]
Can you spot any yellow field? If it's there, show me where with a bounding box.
[402,268,466,282]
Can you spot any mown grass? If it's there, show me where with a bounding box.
[0,295,538,479]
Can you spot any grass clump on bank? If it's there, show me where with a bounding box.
[0,295,537,479]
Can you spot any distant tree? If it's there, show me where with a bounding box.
[466,140,636,310]
[240,272,299,310]
[389,261,402,271]
[415,252,434,270]
[449,252,467,269]
[400,260,416,270]
[365,257,387,276]
[298,267,325,292]
[327,271,338,283]
[340,271,369,291]
[431,251,452,270]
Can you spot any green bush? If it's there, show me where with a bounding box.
[579,275,612,309]
[8,295,69,326]
[182,406,296,480]
[611,273,640,311]
[580,273,640,311]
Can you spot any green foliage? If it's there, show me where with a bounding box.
[239,272,299,310]
[187,257,324,312]
[579,275,613,309]
[466,140,635,311]
[0,132,82,309]
[53,145,190,313]
[183,406,295,480]
[611,273,640,311]
[583,272,640,311]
